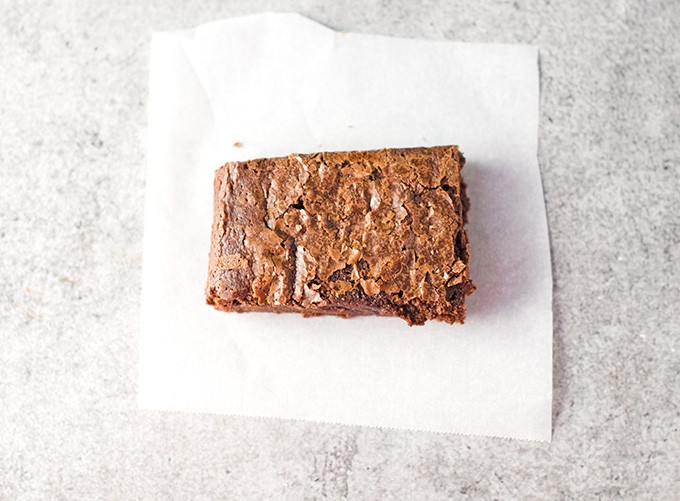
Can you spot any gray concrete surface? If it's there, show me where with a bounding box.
[1,0,678,498]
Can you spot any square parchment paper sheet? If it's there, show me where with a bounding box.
[139,13,552,441]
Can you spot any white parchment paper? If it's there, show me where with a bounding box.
[139,13,552,441]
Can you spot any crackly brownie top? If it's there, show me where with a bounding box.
[209,146,469,310]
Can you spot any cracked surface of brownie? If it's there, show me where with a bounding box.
[206,146,475,325]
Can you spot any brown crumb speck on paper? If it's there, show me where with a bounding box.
[233,142,243,148]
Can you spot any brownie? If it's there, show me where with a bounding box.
[205,146,475,326]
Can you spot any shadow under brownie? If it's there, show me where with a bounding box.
[206,145,475,325]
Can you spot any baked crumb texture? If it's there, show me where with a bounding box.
[206,146,475,326]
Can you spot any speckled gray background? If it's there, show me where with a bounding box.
[1,0,679,499]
